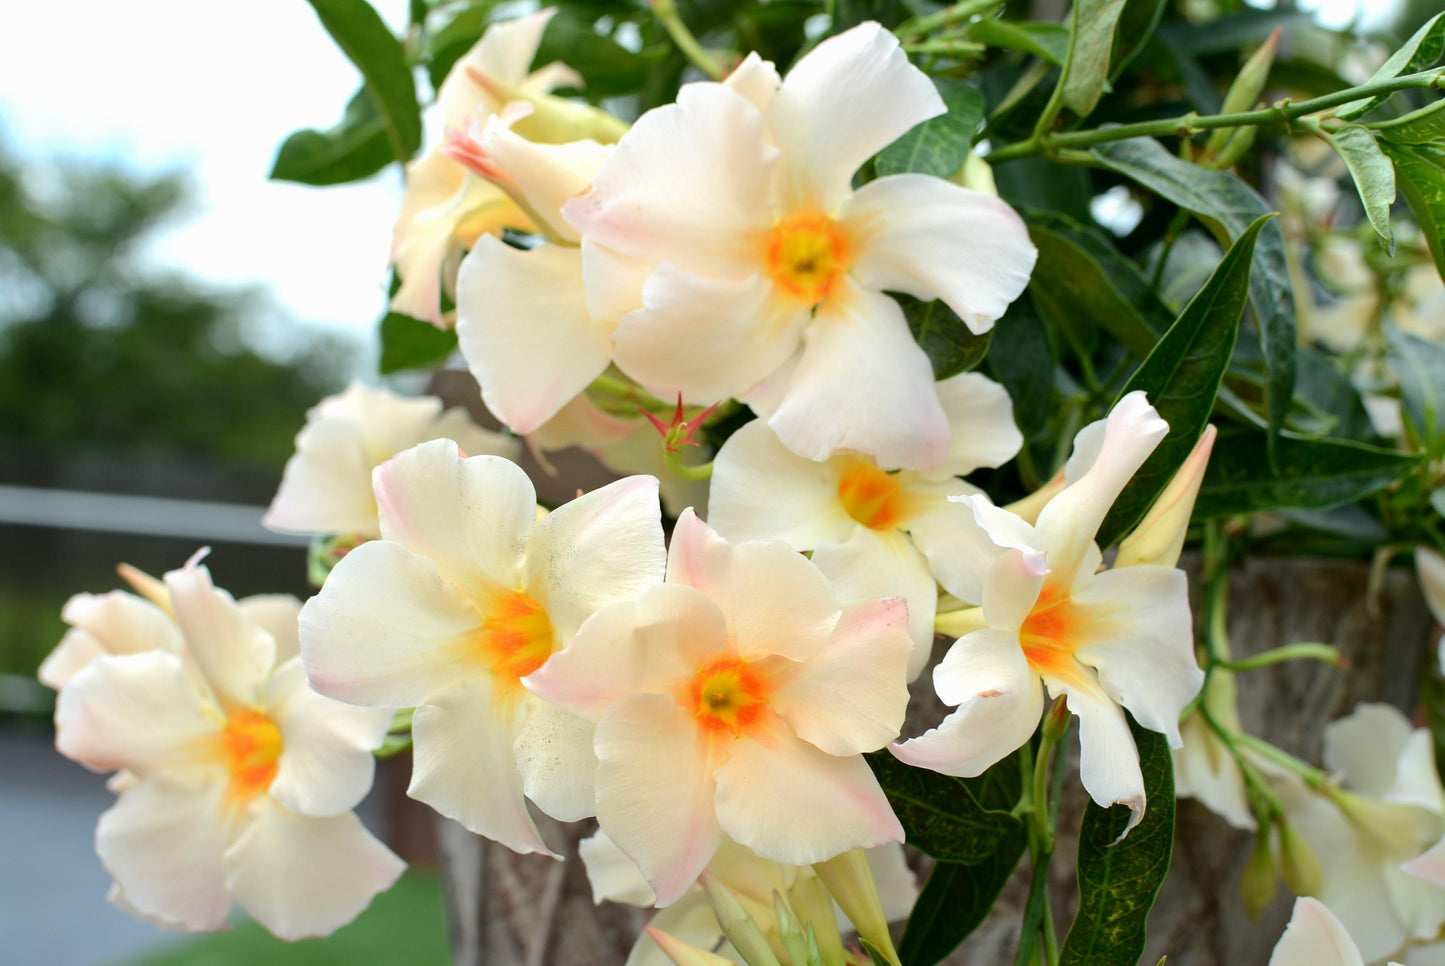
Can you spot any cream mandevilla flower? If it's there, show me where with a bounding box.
[299,441,665,855]
[563,22,1036,469]
[264,382,517,540]
[891,392,1204,832]
[708,371,1021,680]
[52,558,402,939]
[524,509,912,905]
[1269,897,1404,966]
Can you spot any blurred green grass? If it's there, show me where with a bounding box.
[119,871,451,966]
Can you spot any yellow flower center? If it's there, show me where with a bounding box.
[473,590,556,688]
[218,710,283,806]
[685,654,770,735]
[837,459,910,530]
[763,211,851,306]
[1018,585,1087,680]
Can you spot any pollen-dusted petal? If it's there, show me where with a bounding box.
[225,798,405,942]
[842,175,1035,334]
[523,474,665,644]
[457,238,612,436]
[513,694,598,823]
[766,281,948,471]
[891,629,1044,777]
[666,510,841,663]
[612,264,812,406]
[765,22,944,211]
[299,539,483,708]
[524,583,730,721]
[594,692,723,907]
[1070,566,1199,747]
[166,563,276,712]
[374,441,534,595]
[1267,898,1367,966]
[55,651,215,776]
[810,529,937,681]
[409,677,556,857]
[264,657,391,818]
[563,82,775,279]
[770,597,912,755]
[708,418,857,551]
[715,717,903,866]
[96,772,232,934]
[930,371,1025,480]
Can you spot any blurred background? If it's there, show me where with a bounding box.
[0,0,1433,963]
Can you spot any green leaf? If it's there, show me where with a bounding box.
[1095,215,1268,550]
[1024,210,1171,359]
[1109,0,1169,81]
[534,12,667,100]
[305,0,422,163]
[379,310,458,374]
[1380,139,1445,282]
[987,292,1056,437]
[1373,99,1445,145]
[875,80,985,179]
[1336,12,1445,121]
[1193,431,1418,517]
[1326,125,1397,253]
[897,845,1026,966]
[866,752,1023,863]
[968,20,1069,65]
[1092,138,1296,457]
[1386,324,1445,457]
[899,295,993,380]
[270,88,394,186]
[1058,719,1175,966]
[426,3,500,91]
[1062,0,1129,117]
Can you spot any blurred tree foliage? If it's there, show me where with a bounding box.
[0,140,356,470]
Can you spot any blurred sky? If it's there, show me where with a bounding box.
[0,0,1407,335]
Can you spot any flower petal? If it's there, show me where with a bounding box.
[766,282,948,470]
[595,692,723,906]
[931,371,1024,479]
[226,797,404,941]
[982,548,1048,633]
[810,529,937,681]
[890,629,1043,776]
[265,657,391,817]
[409,677,556,856]
[1267,897,1367,966]
[265,411,378,536]
[766,23,943,210]
[374,440,534,596]
[771,597,912,755]
[239,595,303,666]
[724,52,781,113]
[40,590,183,690]
[612,265,812,405]
[524,474,665,643]
[1323,702,1417,801]
[905,486,1000,606]
[715,718,903,865]
[166,562,276,712]
[843,175,1034,333]
[513,693,598,823]
[708,418,857,551]
[579,828,657,906]
[456,239,612,435]
[525,583,730,721]
[55,651,216,776]
[666,510,841,663]
[96,772,232,933]
[299,538,482,708]
[477,117,609,240]
[1057,672,1146,834]
[1418,546,1445,628]
[563,82,774,279]
[437,9,558,127]
[583,237,651,323]
[1071,565,1200,747]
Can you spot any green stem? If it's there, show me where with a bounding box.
[651,0,724,80]
[1232,734,1331,790]
[901,40,986,57]
[895,0,1002,40]
[1150,208,1192,291]
[664,447,714,481]
[987,67,1445,163]
[1026,2,1079,144]
[1220,642,1342,672]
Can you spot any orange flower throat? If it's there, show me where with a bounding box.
[837,459,909,530]
[1018,585,1087,680]
[219,710,282,806]
[686,654,770,735]
[764,211,850,306]
[474,590,556,686]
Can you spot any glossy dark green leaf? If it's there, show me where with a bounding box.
[898,843,1026,966]
[305,0,422,163]
[1092,138,1296,456]
[1386,324,1445,456]
[1193,430,1418,517]
[968,20,1069,65]
[1025,210,1171,359]
[875,80,985,179]
[1293,346,1378,442]
[1109,0,1169,80]
[866,753,1023,863]
[1095,215,1267,550]
[270,88,394,185]
[987,292,1055,437]
[1063,0,1129,116]
[1058,720,1174,966]
[1326,125,1397,253]
[899,294,993,379]
[535,12,667,100]
[1336,12,1445,120]
[379,310,458,374]
[1373,99,1445,145]
[1381,138,1445,282]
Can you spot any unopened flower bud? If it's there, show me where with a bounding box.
[1117,425,1217,570]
